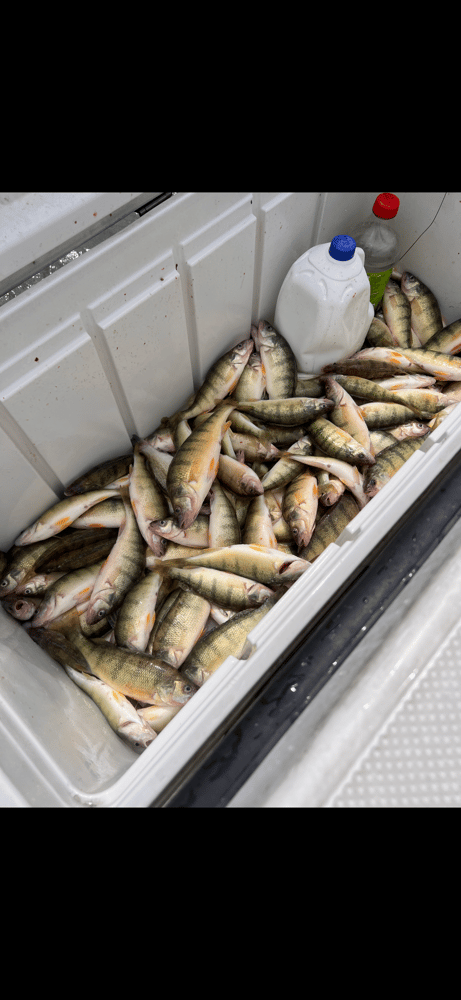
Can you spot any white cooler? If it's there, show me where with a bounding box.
[0,191,460,808]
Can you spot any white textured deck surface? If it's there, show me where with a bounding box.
[228,515,461,808]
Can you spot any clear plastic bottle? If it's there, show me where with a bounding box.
[349,193,401,307]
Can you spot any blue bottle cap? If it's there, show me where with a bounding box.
[329,234,356,261]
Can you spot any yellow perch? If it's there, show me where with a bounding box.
[306,416,375,466]
[150,590,211,668]
[84,491,146,627]
[364,434,430,498]
[401,271,444,345]
[208,480,241,547]
[129,436,169,557]
[114,569,164,653]
[150,515,210,548]
[166,403,235,529]
[163,564,276,611]
[227,396,335,425]
[178,339,254,420]
[161,543,310,586]
[180,595,278,687]
[217,453,264,496]
[35,609,197,707]
[14,489,120,545]
[283,452,369,509]
[31,561,104,626]
[242,494,278,547]
[233,350,266,401]
[382,278,412,348]
[320,375,375,456]
[252,320,297,398]
[64,664,157,751]
[300,493,360,562]
[282,471,319,549]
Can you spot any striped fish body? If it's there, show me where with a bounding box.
[166,403,235,529]
[84,492,146,626]
[179,339,254,419]
[282,471,319,549]
[151,590,211,668]
[424,318,461,354]
[242,494,278,547]
[129,440,169,556]
[114,569,164,652]
[321,375,374,455]
[228,396,334,425]
[41,613,197,707]
[164,564,275,611]
[364,435,429,498]
[300,492,360,562]
[164,543,310,587]
[180,596,278,687]
[382,279,412,348]
[359,401,433,427]
[63,454,132,496]
[208,480,241,547]
[401,272,444,346]
[307,417,375,466]
[252,320,297,398]
[233,350,266,401]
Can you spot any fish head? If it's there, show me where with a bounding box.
[286,518,312,550]
[14,525,40,545]
[169,674,198,706]
[253,320,276,351]
[1,595,38,620]
[144,523,168,557]
[0,572,21,596]
[170,485,198,530]
[247,582,275,605]
[248,351,263,371]
[229,339,254,365]
[30,600,56,626]
[149,517,175,539]
[277,556,311,582]
[85,591,116,626]
[400,272,421,299]
[180,662,206,688]
[364,474,380,499]
[16,575,49,596]
[118,719,157,753]
[241,474,264,496]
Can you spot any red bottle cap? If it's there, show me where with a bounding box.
[372,193,400,220]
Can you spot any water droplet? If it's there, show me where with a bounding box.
[363,597,369,604]
[290,683,298,693]
[361,625,367,631]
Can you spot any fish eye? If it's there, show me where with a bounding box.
[174,506,182,515]
[97,609,106,619]
[1,579,9,588]
[24,587,33,595]
[183,684,193,693]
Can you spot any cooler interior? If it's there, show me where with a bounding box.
[0,191,460,807]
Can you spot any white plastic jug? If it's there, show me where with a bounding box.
[274,235,375,376]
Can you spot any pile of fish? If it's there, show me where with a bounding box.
[1,268,461,755]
